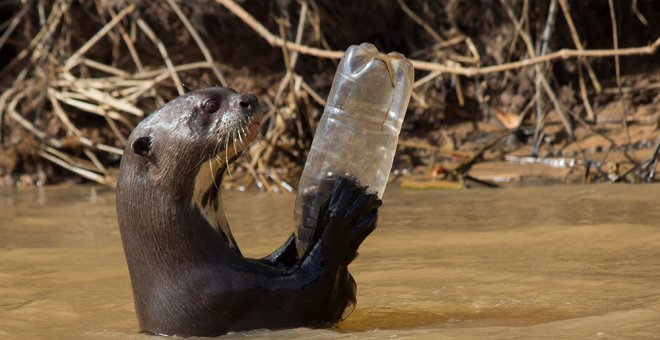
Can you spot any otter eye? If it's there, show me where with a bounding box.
[202,98,219,113]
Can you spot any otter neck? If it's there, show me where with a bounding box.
[116,160,233,265]
[192,155,241,252]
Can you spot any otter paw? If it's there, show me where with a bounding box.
[317,177,381,265]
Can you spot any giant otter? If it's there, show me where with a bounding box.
[116,87,381,336]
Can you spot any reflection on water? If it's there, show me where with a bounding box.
[1,184,659,339]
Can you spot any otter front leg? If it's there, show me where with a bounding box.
[314,177,381,266]
[216,177,381,332]
[259,177,380,270]
[302,177,381,321]
[258,177,381,269]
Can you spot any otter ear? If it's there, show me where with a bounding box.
[131,136,152,157]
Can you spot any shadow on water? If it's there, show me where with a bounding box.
[337,305,588,332]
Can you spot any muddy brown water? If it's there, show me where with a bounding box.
[1,184,659,339]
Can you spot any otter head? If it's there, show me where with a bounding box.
[118,87,265,252]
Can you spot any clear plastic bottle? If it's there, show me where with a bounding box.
[294,43,414,257]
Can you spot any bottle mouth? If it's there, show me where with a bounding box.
[344,43,414,90]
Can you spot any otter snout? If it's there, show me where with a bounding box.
[235,94,260,117]
[229,93,265,143]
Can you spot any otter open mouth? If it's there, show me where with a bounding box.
[245,120,261,144]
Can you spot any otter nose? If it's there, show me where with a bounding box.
[237,94,258,113]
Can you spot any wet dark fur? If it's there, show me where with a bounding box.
[116,87,380,337]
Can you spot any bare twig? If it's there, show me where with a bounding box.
[81,58,129,77]
[48,89,125,154]
[274,1,308,105]
[1,0,65,77]
[505,0,528,67]
[82,88,142,116]
[216,0,342,59]
[631,0,649,26]
[396,0,444,44]
[298,75,326,106]
[412,40,659,76]
[47,88,82,135]
[50,90,134,127]
[127,61,212,79]
[39,149,109,185]
[642,139,660,181]
[276,17,296,110]
[566,102,638,167]
[0,87,17,142]
[136,18,185,95]
[0,3,29,53]
[577,62,595,121]
[533,0,558,155]
[165,0,228,87]
[558,0,602,93]
[539,0,558,56]
[63,4,135,71]
[608,0,631,146]
[500,0,572,140]
[413,71,442,89]
[451,130,516,175]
